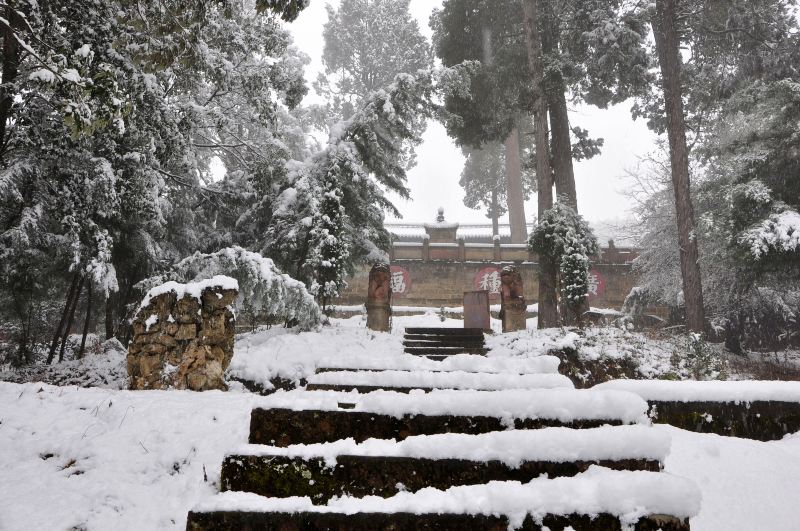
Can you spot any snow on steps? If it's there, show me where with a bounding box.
[596,380,800,441]
[249,389,650,446]
[402,327,488,358]
[187,466,698,530]
[316,353,560,374]
[220,426,668,502]
[306,369,573,393]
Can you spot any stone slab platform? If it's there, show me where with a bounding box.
[221,454,661,503]
[186,510,689,530]
[249,408,623,446]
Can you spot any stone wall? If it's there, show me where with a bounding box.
[128,278,237,391]
[334,260,638,310]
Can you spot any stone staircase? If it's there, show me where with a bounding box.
[187,328,698,530]
[402,327,488,359]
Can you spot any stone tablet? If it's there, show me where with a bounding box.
[463,290,491,331]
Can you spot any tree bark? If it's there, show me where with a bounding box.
[105,292,115,340]
[0,3,21,162]
[47,273,80,364]
[652,0,706,333]
[504,127,528,243]
[78,282,93,359]
[482,24,528,244]
[540,0,577,209]
[59,275,84,363]
[490,187,499,238]
[522,0,558,328]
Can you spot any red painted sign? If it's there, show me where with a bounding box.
[389,265,411,298]
[474,267,502,300]
[587,269,605,300]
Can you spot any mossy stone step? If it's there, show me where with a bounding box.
[186,510,689,530]
[404,327,485,336]
[249,408,623,446]
[221,454,661,503]
[403,339,486,348]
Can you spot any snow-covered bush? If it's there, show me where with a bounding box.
[529,199,599,323]
[140,247,321,330]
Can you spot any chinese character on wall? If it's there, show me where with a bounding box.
[474,267,502,300]
[389,265,411,297]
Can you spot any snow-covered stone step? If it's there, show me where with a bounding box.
[404,327,485,337]
[188,467,698,530]
[596,379,800,441]
[305,369,573,393]
[222,426,668,502]
[316,353,560,374]
[249,389,649,446]
[404,345,489,356]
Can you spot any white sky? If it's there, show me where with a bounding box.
[287,0,658,225]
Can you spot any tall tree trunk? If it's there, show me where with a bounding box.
[105,292,115,340]
[522,0,558,328]
[77,282,93,359]
[0,2,21,162]
[540,0,577,209]
[482,25,528,243]
[59,275,85,363]
[47,273,80,364]
[504,127,528,243]
[490,187,499,238]
[652,0,706,333]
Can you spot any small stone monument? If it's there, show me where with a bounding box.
[500,265,527,332]
[128,276,238,391]
[463,290,491,331]
[366,263,392,332]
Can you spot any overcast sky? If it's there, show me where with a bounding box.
[287,0,659,226]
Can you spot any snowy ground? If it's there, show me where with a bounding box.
[2,382,800,530]
[3,313,800,529]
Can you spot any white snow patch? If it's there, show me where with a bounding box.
[254,388,650,424]
[232,424,671,467]
[596,380,800,403]
[308,370,573,391]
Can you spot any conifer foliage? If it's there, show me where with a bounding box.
[528,200,599,324]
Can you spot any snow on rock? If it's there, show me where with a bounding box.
[193,466,701,526]
[308,370,573,391]
[318,353,560,374]
[138,275,239,311]
[232,424,671,467]
[254,388,650,424]
[595,379,800,403]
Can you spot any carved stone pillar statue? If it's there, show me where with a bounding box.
[500,265,527,332]
[366,263,392,332]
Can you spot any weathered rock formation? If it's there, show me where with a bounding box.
[128,276,238,391]
[366,263,392,332]
[500,265,527,332]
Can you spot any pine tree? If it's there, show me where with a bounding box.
[316,0,433,121]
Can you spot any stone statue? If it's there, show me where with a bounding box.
[366,263,392,332]
[500,265,527,332]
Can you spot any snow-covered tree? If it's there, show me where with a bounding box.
[460,142,534,237]
[139,247,322,331]
[315,0,433,121]
[528,199,599,325]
